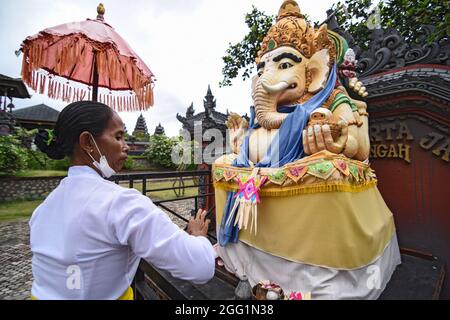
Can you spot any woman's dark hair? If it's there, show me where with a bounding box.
[35,101,113,160]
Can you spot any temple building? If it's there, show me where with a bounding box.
[0,74,30,135]
[177,86,234,211]
[177,86,228,140]
[154,123,165,135]
[12,104,60,131]
[132,113,149,137]
[127,113,150,156]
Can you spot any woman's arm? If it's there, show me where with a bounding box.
[109,189,215,284]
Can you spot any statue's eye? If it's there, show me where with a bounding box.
[257,70,263,77]
[279,62,293,70]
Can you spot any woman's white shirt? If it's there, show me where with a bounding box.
[29,166,215,300]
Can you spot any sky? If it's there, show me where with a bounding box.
[0,0,337,136]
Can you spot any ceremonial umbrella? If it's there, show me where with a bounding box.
[20,3,155,112]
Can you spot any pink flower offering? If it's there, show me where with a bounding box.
[289,292,303,300]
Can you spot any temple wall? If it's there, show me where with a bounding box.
[0,176,64,202]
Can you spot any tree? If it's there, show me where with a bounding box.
[332,0,449,49]
[219,6,275,87]
[144,134,178,169]
[220,1,449,85]
[0,134,27,175]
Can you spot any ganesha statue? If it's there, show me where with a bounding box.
[213,0,401,299]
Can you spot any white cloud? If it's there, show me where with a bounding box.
[0,0,335,136]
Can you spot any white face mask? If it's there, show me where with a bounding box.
[86,134,116,178]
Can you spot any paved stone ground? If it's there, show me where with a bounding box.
[0,197,195,300]
[0,219,32,300]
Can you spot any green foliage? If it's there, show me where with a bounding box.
[123,157,134,170]
[220,1,448,84]
[220,6,275,87]
[0,134,27,175]
[47,158,70,171]
[144,134,178,169]
[172,136,200,171]
[0,128,71,176]
[132,132,150,142]
[332,0,449,49]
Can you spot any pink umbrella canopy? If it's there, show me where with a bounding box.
[20,3,155,111]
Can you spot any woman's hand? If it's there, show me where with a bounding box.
[187,209,211,237]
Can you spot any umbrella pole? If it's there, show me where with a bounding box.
[92,51,99,101]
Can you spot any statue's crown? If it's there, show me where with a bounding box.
[257,0,336,64]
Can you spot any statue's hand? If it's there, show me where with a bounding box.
[349,77,368,98]
[303,120,349,155]
[226,113,248,154]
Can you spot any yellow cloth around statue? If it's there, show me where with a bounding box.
[214,152,396,270]
[216,185,395,270]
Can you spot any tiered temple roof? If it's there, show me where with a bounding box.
[133,113,149,136]
[176,85,228,138]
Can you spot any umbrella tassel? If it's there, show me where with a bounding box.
[58,83,62,100]
[52,81,57,99]
[37,73,42,93]
[52,81,56,99]
[48,79,53,98]
[33,71,38,91]
[39,75,45,94]
[30,71,35,91]
[21,51,30,85]
[35,73,39,93]
[54,82,58,100]
[68,86,72,102]
[40,75,45,95]
[56,82,60,100]
[54,82,58,99]
[48,78,52,98]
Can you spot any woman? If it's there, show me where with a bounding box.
[30,101,215,300]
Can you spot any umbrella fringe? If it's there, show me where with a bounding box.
[21,37,155,110]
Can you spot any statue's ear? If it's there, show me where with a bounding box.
[306,49,330,93]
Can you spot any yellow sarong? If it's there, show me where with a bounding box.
[31,286,134,300]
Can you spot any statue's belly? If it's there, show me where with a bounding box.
[249,128,278,164]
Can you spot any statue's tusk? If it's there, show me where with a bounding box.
[261,81,290,94]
